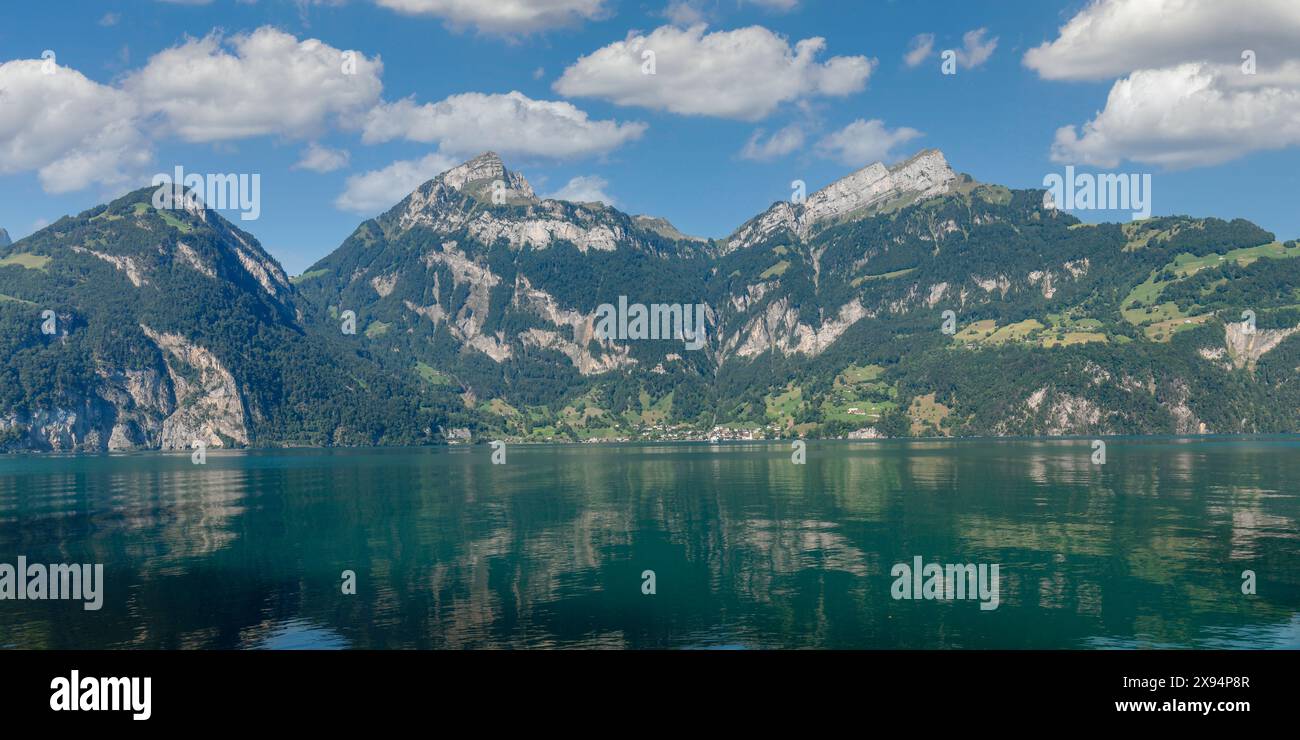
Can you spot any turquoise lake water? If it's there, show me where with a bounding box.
[0,439,1297,649]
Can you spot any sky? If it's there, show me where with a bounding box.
[2,0,1300,275]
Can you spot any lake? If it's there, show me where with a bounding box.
[1,438,1297,649]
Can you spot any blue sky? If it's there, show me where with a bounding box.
[2,0,1299,274]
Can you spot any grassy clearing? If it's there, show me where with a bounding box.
[1123,241,1300,327]
[835,363,885,386]
[157,209,195,234]
[482,398,521,417]
[1144,314,1213,342]
[851,267,916,287]
[0,253,51,271]
[954,318,1045,344]
[764,384,805,426]
[760,260,790,279]
[954,316,1110,348]
[825,364,895,422]
[908,393,951,436]
[291,269,328,285]
[413,361,455,386]
[1042,332,1108,347]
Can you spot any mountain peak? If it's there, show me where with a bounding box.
[0,227,10,248]
[804,148,955,223]
[725,148,958,253]
[439,151,535,200]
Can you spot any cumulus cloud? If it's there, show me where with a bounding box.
[124,27,383,142]
[0,25,644,201]
[294,142,351,172]
[954,28,997,69]
[815,119,922,167]
[662,0,708,26]
[740,124,805,161]
[1029,0,1300,168]
[554,24,874,120]
[1052,62,1300,168]
[360,90,647,158]
[334,151,460,213]
[0,59,152,193]
[903,33,934,68]
[1024,0,1300,81]
[904,29,994,70]
[372,0,609,34]
[548,175,615,204]
[744,0,800,11]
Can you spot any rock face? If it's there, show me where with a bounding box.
[0,328,250,453]
[726,149,957,253]
[0,182,417,453]
[725,297,869,360]
[1224,320,1299,371]
[0,227,10,247]
[141,325,249,449]
[0,365,173,452]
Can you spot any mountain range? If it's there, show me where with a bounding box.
[3,150,1299,451]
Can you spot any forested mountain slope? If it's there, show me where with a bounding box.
[4,150,1298,450]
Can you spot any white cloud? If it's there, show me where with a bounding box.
[0,59,152,193]
[554,24,874,120]
[744,0,800,11]
[815,119,922,167]
[0,26,642,198]
[548,175,615,204]
[372,0,609,34]
[294,142,351,172]
[663,0,798,26]
[954,28,997,69]
[740,124,805,161]
[334,151,459,213]
[1029,0,1300,168]
[662,0,707,26]
[1024,0,1300,82]
[361,91,646,158]
[1051,62,1300,169]
[125,27,383,142]
[903,33,934,68]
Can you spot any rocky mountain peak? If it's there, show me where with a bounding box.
[804,148,955,225]
[0,227,10,247]
[725,148,958,253]
[439,151,535,200]
[387,152,540,234]
[633,215,706,243]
